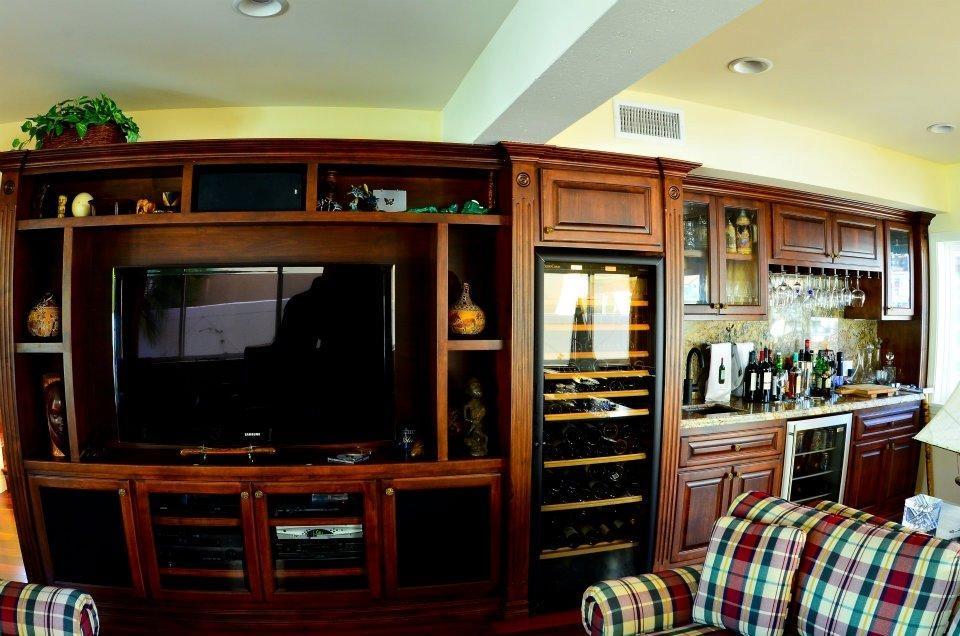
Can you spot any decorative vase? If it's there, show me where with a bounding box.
[42,373,68,459]
[449,282,486,336]
[71,192,94,217]
[26,293,61,339]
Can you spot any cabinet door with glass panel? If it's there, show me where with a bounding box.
[884,221,915,318]
[252,481,380,603]
[682,194,768,317]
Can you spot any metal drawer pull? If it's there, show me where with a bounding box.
[734,444,743,452]
[544,226,555,234]
[118,488,127,497]
[240,491,249,500]
[385,487,395,496]
[254,490,264,499]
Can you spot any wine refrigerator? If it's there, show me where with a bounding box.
[531,251,663,612]
[781,414,852,505]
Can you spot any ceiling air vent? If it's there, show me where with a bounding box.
[614,100,684,144]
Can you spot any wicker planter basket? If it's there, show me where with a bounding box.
[41,123,125,150]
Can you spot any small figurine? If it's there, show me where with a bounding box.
[461,199,489,215]
[408,205,438,214]
[725,217,737,254]
[347,184,378,211]
[42,373,68,459]
[318,170,342,211]
[161,191,181,211]
[136,198,156,215]
[56,194,68,219]
[27,293,61,339]
[462,378,488,457]
[439,202,460,214]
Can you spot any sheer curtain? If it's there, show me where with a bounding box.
[930,239,960,405]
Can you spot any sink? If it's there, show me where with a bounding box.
[681,403,747,418]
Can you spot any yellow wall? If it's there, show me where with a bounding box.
[551,89,951,215]
[0,106,443,149]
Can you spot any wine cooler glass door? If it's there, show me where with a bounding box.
[534,253,662,612]
[783,414,852,505]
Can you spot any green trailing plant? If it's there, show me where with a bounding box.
[12,94,140,149]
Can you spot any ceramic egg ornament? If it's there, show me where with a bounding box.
[71,192,94,217]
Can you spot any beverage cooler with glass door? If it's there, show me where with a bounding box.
[781,414,853,506]
[531,252,663,612]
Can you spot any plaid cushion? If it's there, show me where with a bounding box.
[0,580,98,635]
[728,490,829,533]
[692,516,806,636]
[813,499,911,533]
[582,566,702,636]
[651,625,736,635]
[794,513,960,636]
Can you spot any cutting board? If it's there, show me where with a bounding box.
[835,383,898,397]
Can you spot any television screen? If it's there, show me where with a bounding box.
[112,264,395,447]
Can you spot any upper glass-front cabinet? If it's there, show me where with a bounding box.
[884,221,915,318]
[683,194,768,318]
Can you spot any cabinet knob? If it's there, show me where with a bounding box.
[718,303,726,310]
[240,491,250,500]
[734,443,743,452]
[254,490,264,499]
[543,226,555,234]
[118,488,127,497]
[385,487,395,497]
[733,470,742,479]
[725,472,734,480]
[709,302,716,309]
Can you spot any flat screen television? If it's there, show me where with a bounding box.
[112,264,395,447]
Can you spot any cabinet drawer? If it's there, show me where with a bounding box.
[680,424,785,468]
[853,404,921,441]
[539,168,663,248]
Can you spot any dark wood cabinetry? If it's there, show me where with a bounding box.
[772,204,882,270]
[845,404,922,517]
[667,421,784,567]
[538,168,664,249]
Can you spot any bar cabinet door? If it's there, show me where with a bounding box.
[135,480,262,600]
[884,221,915,318]
[380,474,501,599]
[682,193,720,315]
[252,480,380,603]
[717,197,768,316]
[29,475,144,597]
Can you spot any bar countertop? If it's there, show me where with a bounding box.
[680,392,924,430]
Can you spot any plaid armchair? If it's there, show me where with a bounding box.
[0,580,98,635]
[583,492,960,636]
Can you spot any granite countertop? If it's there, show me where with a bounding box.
[680,392,924,430]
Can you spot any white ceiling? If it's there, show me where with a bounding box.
[0,0,516,122]
[633,0,960,163]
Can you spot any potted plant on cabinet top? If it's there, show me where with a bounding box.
[12,94,140,150]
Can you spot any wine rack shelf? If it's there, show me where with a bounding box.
[545,350,649,361]
[791,468,838,482]
[543,452,647,469]
[268,516,362,527]
[544,370,650,380]
[153,516,241,527]
[543,389,648,401]
[275,567,365,579]
[544,407,650,423]
[158,567,245,579]
[540,495,643,513]
[539,540,639,560]
[794,447,837,457]
[545,324,650,332]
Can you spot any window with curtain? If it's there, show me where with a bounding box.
[931,240,960,404]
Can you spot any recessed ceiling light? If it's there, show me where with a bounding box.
[727,57,773,75]
[927,123,955,134]
[234,0,287,18]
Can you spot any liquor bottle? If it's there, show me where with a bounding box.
[759,348,773,403]
[788,353,800,400]
[834,352,846,390]
[772,351,785,402]
[800,340,813,397]
[812,350,828,398]
[718,358,726,385]
[744,351,760,403]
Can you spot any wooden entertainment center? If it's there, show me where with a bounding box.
[0,139,931,632]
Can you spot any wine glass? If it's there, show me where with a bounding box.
[775,265,792,308]
[841,270,853,307]
[792,266,803,300]
[851,270,866,307]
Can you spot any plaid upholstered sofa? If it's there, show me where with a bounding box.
[0,580,98,635]
[583,491,960,636]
